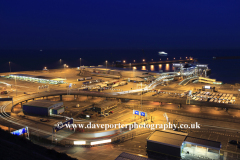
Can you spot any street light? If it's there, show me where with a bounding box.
[60,59,62,68]
[123,60,126,63]
[143,59,145,62]
[106,60,108,69]
[9,61,11,74]
[133,60,135,63]
[80,58,81,67]
[64,64,66,79]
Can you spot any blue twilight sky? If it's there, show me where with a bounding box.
[1,0,240,49]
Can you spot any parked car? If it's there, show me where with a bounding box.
[105,113,109,116]
[109,111,114,114]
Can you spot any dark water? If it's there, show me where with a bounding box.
[0,49,240,84]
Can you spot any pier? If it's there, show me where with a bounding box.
[118,59,194,67]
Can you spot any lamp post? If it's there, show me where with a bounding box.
[9,61,11,74]
[60,59,62,68]
[64,64,66,80]
[15,76,17,96]
[80,58,81,67]
[106,60,108,69]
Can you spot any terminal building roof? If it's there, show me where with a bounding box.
[23,100,63,108]
[147,130,188,148]
[10,74,53,80]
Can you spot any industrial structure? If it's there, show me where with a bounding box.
[146,130,221,159]
[6,74,65,84]
[23,100,64,116]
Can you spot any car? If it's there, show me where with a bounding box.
[109,111,114,114]
[40,119,50,122]
[100,114,105,117]
[229,140,238,145]
[105,113,109,116]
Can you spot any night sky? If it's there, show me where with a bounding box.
[1,0,240,49]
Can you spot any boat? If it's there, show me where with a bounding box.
[158,51,168,56]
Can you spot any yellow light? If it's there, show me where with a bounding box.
[133,60,135,62]
[90,139,111,145]
[74,141,86,145]
[123,60,126,63]
[143,59,145,62]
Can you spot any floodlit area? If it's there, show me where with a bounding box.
[0,66,240,160]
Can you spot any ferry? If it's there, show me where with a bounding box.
[158,51,168,56]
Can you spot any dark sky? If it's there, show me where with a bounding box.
[1,0,240,49]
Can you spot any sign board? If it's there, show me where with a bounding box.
[133,110,139,115]
[140,112,145,116]
[11,127,28,136]
[54,118,73,132]
[133,110,146,116]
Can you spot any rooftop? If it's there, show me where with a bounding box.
[147,130,188,148]
[23,100,63,108]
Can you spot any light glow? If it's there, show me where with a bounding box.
[74,141,86,145]
[90,139,111,145]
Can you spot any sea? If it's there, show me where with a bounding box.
[0,49,240,84]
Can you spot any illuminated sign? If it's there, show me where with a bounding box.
[140,112,145,116]
[134,110,139,115]
[11,127,28,136]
